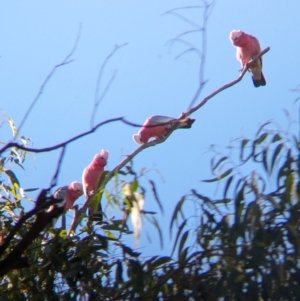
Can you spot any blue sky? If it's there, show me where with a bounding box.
[1,1,300,256]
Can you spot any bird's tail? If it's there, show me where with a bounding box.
[88,203,103,222]
[178,118,196,129]
[252,72,266,87]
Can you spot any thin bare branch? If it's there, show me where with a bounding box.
[90,69,118,128]
[90,43,128,128]
[0,117,143,155]
[184,47,271,118]
[174,47,201,60]
[188,1,214,109]
[18,24,82,133]
[49,146,66,189]
[164,2,215,110]
[163,11,202,29]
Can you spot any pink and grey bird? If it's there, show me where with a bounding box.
[82,149,109,217]
[53,181,83,210]
[229,30,266,87]
[133,115,195,144]
[49,181,83,228]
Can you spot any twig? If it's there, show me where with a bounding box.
[18,24,82,133]
[0,117,143,155]
[183,47,271,118]
[49,146,66,190]
[188,1,215,109]
[90,43,128,128]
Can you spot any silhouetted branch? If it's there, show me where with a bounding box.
[188,1,214,109]
[165,2,215,110]
[0,190,65,276]
[0,190,64,257]
[49,146,66,189]
[0,117,143,155]
[18,24,82,133]
[183,47,271,118]
[90,43,128,128]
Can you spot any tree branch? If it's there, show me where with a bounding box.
[183,47,271,118]
[18,24,82,133]
[0,190,65,257]
[0,117,143,155]
[90,43,128,128]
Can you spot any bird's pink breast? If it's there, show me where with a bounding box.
[83,167,103,194]
[140,120,168,143]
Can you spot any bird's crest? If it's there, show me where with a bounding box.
[230,30,242,42]
[133,134,143,145]
[99,149,109,160]
[70,181,83,192]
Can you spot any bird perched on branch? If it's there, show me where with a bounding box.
[48,181,83,228]
[132,115,195,144]
[52,181,83,210]
[229,30,266,87]
[82,149,109,218]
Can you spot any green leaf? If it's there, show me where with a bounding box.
[285,173,294,195]
[104,230,117,239]
[212,156,228,172]
[131,179,138,193]
[8,117,18,137]
[121,244,141,257]
[224,175,234,200]
[178,230,189,260]
[23,187,39,192]
[272,133,282,143]
[148,179,164,214]
[240,139,249,162]
[262,148,268,173]
[171,218,188,257]
[150,256,171,270]
[4,169,20,187]
[202,168,233,183]
[255,121,271,137]
[115,260,123,283]
[141,210,156,215]
[169,196,186,237]
[179,246,189,268]
[255,132,268,145]
[4,169,20,200]
[191,189,221,214]
[235,183,245,225]
[270,144,284,174]
[149,216,163,249]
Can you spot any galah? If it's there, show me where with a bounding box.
[132,115,195,144]
[82,149,109,218]
[52,181,83,210]
[49,181,83,228]
[229,30,266,87]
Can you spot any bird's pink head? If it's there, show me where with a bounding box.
[69,181,83,196]
[229,30,243,45]
[93,149,109,166]
[133,133,145,144]
[65,181,83,209]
